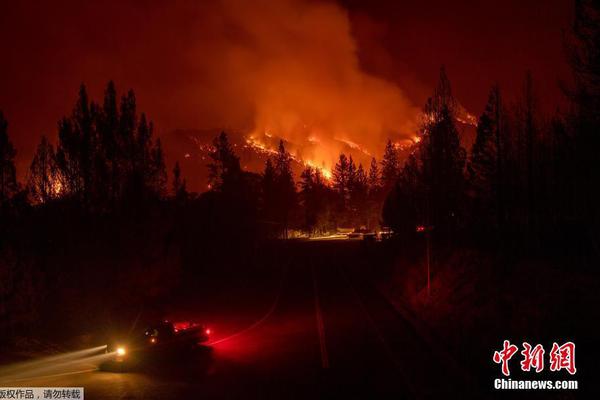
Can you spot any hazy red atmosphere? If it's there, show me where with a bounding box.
[0,0,572,187]
[2,1,599,398]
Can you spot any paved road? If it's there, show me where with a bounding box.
[2,240,473,399]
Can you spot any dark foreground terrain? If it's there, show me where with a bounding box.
[0,240,462,398]
[1,239,591,399]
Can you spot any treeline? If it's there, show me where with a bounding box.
[0,82,168,222]
[385,0,600,245]
[0,0,598,245]
[205,130,404,236]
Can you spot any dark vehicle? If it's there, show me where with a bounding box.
[101,320,211,372]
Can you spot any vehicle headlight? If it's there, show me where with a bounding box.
[116,347,126,356]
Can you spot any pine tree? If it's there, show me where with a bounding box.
[0,112,18,209]
[73,84,94,204]
[208,131,241,191]
[55,117,81,198]
[136,113,152,174]
[273,141,296,236]
[333,153,350,208]
[28,136,58,204]
[119,89,137,175]
[365,157,382,229]
[380,140,400,190]
[367,157,380,193]
[417,67,466,231]
[150,139,167,197]
[523,72,537,229]
[172,161,187,201]
[261,158,277,222]
[383,153,424,236]
[50,82,165,209]
[299,166,317,232]
[350,163,368,226]
[99,81,120,203]
[468,85,502,228]
[299,166,331,234]
[347,155,357,190]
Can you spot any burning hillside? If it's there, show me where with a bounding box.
[162,107,476,193]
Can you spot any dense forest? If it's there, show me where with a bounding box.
[1,0,598,341]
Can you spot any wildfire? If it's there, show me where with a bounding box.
[455,103,478,127]
[245,135,279,156]
[334,137,372,157]
[245,135,333,181]
[304,160,333,180]
[393,135,421,151]
[210,99,477,187]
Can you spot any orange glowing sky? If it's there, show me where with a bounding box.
[0,0,572,188]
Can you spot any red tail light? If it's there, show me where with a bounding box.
[205,328,211,335]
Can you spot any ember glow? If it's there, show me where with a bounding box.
[0,0,572,186]
[232,0,420,174]
[245,134,333,180]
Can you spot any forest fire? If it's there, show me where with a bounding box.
[1,0,598,399]
[244,134,333,180]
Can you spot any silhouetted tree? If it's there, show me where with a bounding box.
[333,153,351,220]
[567,0,600,119]
[50,83,166,210]
[299,166,318,232]
[149,138,167,197]
[380,140,400,191]
[383,153,423,236]
[28,136,58,204]
[273,141,296,236]
[73,84,95,205]
[384,68,466,235]
[364,157,382,228]
[0,112,18,211]
[208,132,241,192]
[119,89,137,178]
[261,158,278,223]
[367,157,381,193]
[55,117,81,199]
[467,85,503,230]
[172,161,187,201]
[99,81,120,204]
[522,72,537,229]
[418,67,466,232]
[349,163,368,226]
[564,0,600,225]
[299,166,332,234]
[136,113,152,182]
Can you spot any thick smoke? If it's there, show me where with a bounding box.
[1,0,419,176]
[214,0,419,166]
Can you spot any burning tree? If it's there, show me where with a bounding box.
[28,136,60,204]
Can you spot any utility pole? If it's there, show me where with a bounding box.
[426,228,431,298]
[416,225,432,298]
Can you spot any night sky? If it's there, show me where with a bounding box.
[0,0,573,181]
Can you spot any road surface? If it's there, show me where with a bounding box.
[1,240,474,399]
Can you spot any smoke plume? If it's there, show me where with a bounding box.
[1,0,420,178]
